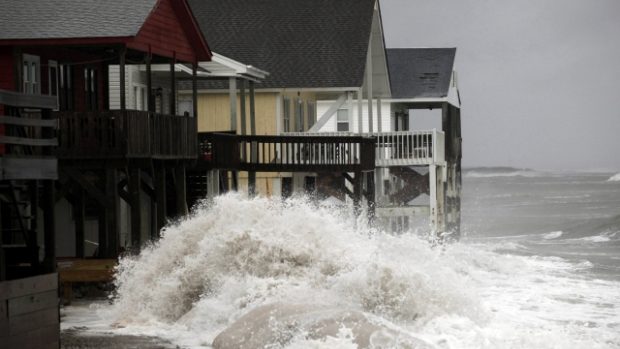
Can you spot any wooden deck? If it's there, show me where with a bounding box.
[56,109,197,160]
[199,132,376,173]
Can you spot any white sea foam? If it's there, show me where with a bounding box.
[61,194,620,348]
[577,232,617,243]
[543,231,563,240]
[465,170,543,178]
[607,173,620,182]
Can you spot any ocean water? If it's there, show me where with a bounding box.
[62,169,620,348]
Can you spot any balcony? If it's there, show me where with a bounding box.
[56,110,197,160]
[199,132,376,172]
[285,130,445,167]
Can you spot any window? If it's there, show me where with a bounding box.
[59,64,73,110]
[306,101,316,129]
[282,97,291,132]
[295,98,304,131]
[22,54,40,94]
[84,67,98,111]
[134,85,147,111]
[336,108,349,132]
[48,61,59,110]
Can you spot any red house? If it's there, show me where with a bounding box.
[0,1,210,346]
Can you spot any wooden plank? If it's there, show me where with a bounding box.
[0,274,58,300]
[0,158,58,180]
[58,270,113,283]
[0,116,57,127]
[0,89,58,109]
[8,290,57,317]
[0,136,58,147]
[5,323,59,349]
[9,306,58,335]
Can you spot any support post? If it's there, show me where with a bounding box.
[192,61,198,118]
[377,97,382,132]
[0,208,4,280]
[129,168,142,248]
[357,89,363,133]
[155,166,167,234]
[74,189,85,258]
[146,52,153,112]
[175,165,188,216]
[102,169,120,258]
[353,171,362,216]
[366,44,373,133]
[366,171,375,223]
[42,180,56,273]
[229,77,237,132]
[239,79,247,135]
[119,46,127,111]
[170,53,176,116]
[249,81,256,135]
[248,81,257,196]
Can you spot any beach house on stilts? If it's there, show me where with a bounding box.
[183,0,386,204]
[0,1,212,342]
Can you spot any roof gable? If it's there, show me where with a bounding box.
[188,0,376,89]
[129,0,211,62]
[387,48,456,99]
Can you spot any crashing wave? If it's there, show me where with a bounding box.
[607,173,620,182]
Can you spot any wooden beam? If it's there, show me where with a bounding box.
[239,79,246,135]
[192,61,198,118]
[103,169,120,257]
[155,166,167,233]
[170,53,176,116]
[249,81,256,135]
[74,189,85,258]
[129,168,142,248]
[229,77,237,132]
[366,43,373,133]
[0,89,57,109]
[377,97,382,132]
[119,46,127,111]
[0,116,57,127]
[146,52,153,112]
[42,180,56,273]
[0,135,57,147]
[175,166,188,216]
[61,168,110,208]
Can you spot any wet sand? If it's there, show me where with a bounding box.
[61,329,176,349]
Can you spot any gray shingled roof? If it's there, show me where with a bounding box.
[0,0,157,40]
[386,48,456,99]
[187,0,376,89]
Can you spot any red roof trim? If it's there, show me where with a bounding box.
[0,36,132,46]
[171,0,212,62]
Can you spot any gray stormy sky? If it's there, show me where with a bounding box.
[381,0,620,171]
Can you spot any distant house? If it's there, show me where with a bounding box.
[304,48,462,234]
[183,0,391,196]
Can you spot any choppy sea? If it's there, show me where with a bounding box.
[62,168,620,348]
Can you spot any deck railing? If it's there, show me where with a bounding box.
[0,89,58,180]
[285,130,445,167]
[199,132,376,172]
[56,110,197,160]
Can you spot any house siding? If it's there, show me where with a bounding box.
[129,0,197,62]
[316,99,391,133]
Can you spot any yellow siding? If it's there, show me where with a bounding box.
[195,90,318,197]
[197,92,278,135]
